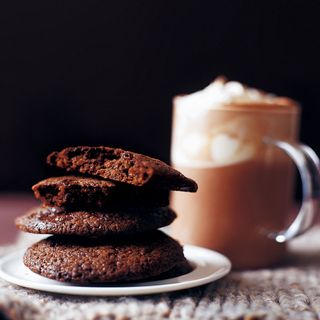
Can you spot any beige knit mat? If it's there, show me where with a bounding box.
[1,228,320,320]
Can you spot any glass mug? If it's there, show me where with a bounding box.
[170,98,320,269]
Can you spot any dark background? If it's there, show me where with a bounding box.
[0,0,319,191]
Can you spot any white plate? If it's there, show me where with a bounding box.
[0,245,231,296]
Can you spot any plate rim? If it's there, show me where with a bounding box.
[0,245,231,296]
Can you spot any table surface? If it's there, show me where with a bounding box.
[0,193,37,245]
[1,194,320,320]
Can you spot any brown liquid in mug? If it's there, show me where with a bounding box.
[170,102,299,269]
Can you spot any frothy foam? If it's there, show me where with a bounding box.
[175,77,277,112]
[171,77,278,167]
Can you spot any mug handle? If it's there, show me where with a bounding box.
[264,138,320,243]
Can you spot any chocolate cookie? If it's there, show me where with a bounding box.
[23,231,185,283]
[15,206,176,236]
[32,176,169,209]
[47,146,197,192]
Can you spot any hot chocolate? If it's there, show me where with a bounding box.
[170,77,300,269]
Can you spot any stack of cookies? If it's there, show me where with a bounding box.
[15,146,197,283]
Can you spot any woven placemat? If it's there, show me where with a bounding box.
[1,228,320,320]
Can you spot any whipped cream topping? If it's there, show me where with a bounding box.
[175,77,277,110]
